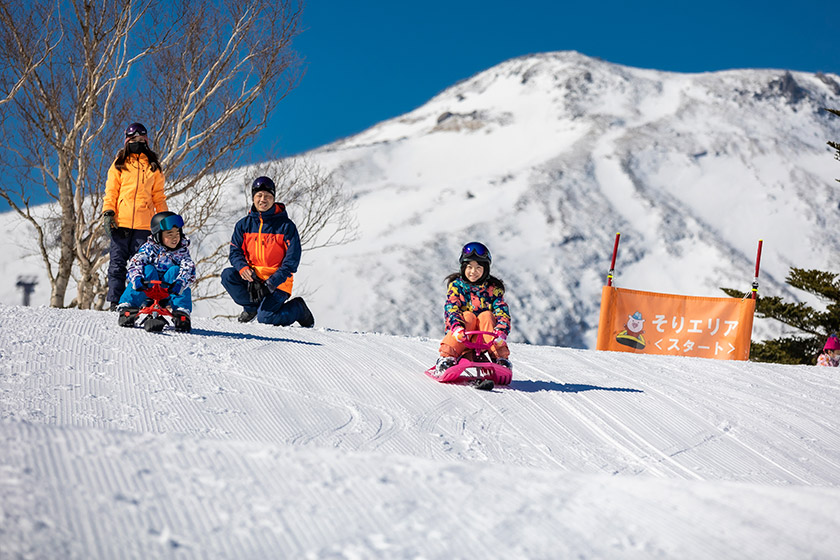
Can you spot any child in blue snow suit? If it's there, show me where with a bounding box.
[116,211,196,329]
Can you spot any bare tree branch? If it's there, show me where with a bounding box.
[0,2,60,108]
[261,158,358,250]
[0,0,322,311]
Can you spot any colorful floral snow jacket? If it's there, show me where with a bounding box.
[126,236,196,290]
[443,276,511,336]
[229,203,301,295]
[817,352,839,367]
[103,153,167,230]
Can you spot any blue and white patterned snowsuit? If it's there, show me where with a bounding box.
[118,236,196,311]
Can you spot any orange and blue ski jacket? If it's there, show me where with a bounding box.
[103,153,167,230]
[229,202,301,295]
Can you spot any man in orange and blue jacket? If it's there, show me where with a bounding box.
[221,176,314,327]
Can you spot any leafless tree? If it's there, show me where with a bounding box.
[265,158,358,251]
[0,0,308,309]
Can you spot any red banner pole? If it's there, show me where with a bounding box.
[607,232,621,286]
[751,239,763,299]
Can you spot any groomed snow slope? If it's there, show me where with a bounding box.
[2,304,839,559]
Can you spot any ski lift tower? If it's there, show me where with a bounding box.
[16,275,38,306]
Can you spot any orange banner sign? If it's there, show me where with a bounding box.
[596,286,755,360]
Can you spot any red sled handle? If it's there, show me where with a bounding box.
[137,280,173,318]
[142,280,171,302]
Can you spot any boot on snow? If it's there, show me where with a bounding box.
[434,356,457,377]
[117,304,139,328]
[173,308,191,333]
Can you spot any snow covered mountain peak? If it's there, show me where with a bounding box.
[335,51,837,150]
[298,52,840,347]
[3,52,839,350]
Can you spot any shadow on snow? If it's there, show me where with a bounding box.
[188,328,322,346]
[510,379,643,394]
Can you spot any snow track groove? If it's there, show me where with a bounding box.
[2,305,840,558]
[568,349,832,484]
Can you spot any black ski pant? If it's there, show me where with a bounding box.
[107,228,150,305]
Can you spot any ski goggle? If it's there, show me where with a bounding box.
[158,214,184,232]
[461,241,491,261]
[125,123,147,137]
[251,176,276,196]
[124,123,149,144]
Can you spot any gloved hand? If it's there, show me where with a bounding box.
[493,330,508,346]
[102,210,116,240]
[131,276,147,291]
[246,280,260,303]
[452,325,467,343]
[169,280,185,296]
[247,279,271,303]
[259,282,273,299]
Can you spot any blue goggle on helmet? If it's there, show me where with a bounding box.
[150,212,184,243]
[155,213,183,233]
[159,214,183,232]
[459,241,491,264]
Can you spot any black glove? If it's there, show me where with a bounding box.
[262,282,273,299]
[246,280,260,303]
[103,210,116,240]
[247,279,271,303]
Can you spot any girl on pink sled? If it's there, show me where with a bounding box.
[434,241,512,377]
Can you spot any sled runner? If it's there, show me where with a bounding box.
[424,330,512,390]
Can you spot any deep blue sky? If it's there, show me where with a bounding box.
[257,0,840,160]
[2,1,837,212]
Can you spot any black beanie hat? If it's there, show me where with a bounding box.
[251,176,276,198]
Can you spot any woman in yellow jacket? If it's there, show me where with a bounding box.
[102,123,168,309]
